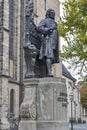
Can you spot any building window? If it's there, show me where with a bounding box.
[9,0,14,60]
[44,0,46,10]
[10,89,15,114]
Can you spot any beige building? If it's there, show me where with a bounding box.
[62,64,81,123]
[0,0,60,129]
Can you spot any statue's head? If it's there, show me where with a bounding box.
[46,9,55,20]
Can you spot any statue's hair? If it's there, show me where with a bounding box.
[46,9,55,19]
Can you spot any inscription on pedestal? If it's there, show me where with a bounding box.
[57,92,68,107]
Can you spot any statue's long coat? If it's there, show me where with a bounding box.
[38,18,59,63]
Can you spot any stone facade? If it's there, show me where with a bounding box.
[34,0,60,24]
[0,1,3,74]
[0,0,60,129]
[0,0,21,129]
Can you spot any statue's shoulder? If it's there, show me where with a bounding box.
[39,19,47,24]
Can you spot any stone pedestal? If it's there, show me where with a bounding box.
[19,121,36,130]
[0,118,10,130]
[19,77,69,130]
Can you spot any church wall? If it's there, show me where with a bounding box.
[8,82,19,117]
[34,0,60,24]
[0,1,3,74]
[0,0,21,128]
[3,0,9,76]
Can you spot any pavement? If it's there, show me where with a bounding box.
[69,123,87,130]
[82,116,87,123]
[69,116,87,130]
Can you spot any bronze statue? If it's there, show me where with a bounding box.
[24,4,41,78]
[24,8,59,78]
[38,9,59,77]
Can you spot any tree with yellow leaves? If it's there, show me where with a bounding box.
[58,0,87,82]
[80,87,87,109]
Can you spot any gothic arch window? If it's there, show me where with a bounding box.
[9,0,18,78]
[9,0,14,60]
[10,89,15,114]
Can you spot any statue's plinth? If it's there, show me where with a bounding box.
[19,77,69,130]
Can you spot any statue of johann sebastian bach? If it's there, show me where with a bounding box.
[38,9,59,77]
[24,8,59,78]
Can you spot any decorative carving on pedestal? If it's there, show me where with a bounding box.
[20,98,36,120]
[24,44,39,78]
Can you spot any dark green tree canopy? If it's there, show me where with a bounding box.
[58,0,87,81]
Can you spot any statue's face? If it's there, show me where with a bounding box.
[46,9,55,20]
[49,10,55,19]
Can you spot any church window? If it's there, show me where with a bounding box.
[44,0,46,10]
[10,89,15,114]
[9,0,14,60]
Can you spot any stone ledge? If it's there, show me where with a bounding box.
[8,78,20,85]
[24,77,66,85]
[0,73,9,78]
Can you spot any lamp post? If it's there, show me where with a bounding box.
[69,92,74,130]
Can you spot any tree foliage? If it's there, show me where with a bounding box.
[58,0,87,81]
[80,87,87,109]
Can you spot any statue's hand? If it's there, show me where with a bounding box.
[49,29,53,33]
[45,28,50,33]
[50,26,56,30]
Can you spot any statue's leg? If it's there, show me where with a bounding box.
[46,58,53,77]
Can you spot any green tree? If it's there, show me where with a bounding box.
[58,0,87,81]
[80,87,87,109]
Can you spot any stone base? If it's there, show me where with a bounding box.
[19,77,69,130]
[19,120,69,130]
[37,121,69,130]
[1,118,10,130]
[19,120,36,130]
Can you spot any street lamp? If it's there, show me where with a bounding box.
[69,92,74,130]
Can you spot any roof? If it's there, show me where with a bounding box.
[75,84,82,90]
[62,64,76,82]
